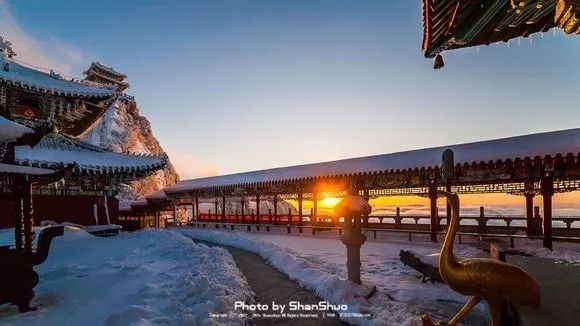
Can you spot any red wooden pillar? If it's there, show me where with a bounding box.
[297,191,303,227]
[214,201,218,222]
[23,179,34,252]
[429,183,439,242]
[541,176,554,250]
[273,195,278,224]
[240,198,245,223]
[312,192,318,226]
[14,176,24,250]
[524,180,535,235]
[221,194,226,223]
[256,194,260,224]
[194,194,199,221]
[173,204,177,225]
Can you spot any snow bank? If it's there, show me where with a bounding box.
[518,239,580,264]
[0,227,253,325]
[178,228,482,325]
[405,246,483,268]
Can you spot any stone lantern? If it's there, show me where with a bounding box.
[333,195,372,285]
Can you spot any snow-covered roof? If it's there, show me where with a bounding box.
[0,57,116,98]
[146,190,168,201]
[119,201,132,212]
[84,62,127,79]
[0,163,53,175]
[119,199,149,212]
[130,199,149,207]
[166,128,580,193]
[0,116,33,142]
[15,133,166,176]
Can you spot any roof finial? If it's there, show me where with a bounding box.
[0,36,16,58]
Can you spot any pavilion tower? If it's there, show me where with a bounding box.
[83,62,130,92]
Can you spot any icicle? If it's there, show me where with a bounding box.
[104,194,111,225]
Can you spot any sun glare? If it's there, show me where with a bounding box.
[320,197,341,207]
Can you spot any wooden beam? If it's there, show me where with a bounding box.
[429,183,439,243]
[541,176,554,250]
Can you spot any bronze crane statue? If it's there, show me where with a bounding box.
[422,191,540,326]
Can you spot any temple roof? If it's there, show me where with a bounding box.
[0,116,34,142]
[15,133,166,178]
[130,199,149,208]
[146,190,168,201]
[119,201,132,212]
[83,62,129,92]
[421,0,559,58]
[166,128,580,193]
[84,62,127,79]
[0,57,116,98]
[0,163,54,175]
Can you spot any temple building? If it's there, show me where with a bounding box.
[421,0,579,68]
[0,46,166,227]
[83,62,130,92]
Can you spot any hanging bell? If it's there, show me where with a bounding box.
[433,54,445,69]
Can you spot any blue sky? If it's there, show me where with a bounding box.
[2,0,579,179]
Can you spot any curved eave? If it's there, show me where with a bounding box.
[0,78,116,99]
[421,0,557,58]
[0,163,54,176]
[64,100,117,138]
[0,57,117,99]
[85,70,129,87]
[85,62,127,79]
[16,159,166,177]
[145,190,169,202]
[0,116,34,142]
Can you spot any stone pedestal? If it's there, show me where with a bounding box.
[340,232,367,284]
[333,195,371,285]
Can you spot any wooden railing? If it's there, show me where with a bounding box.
[184,221,580,247]
[194,212,580,232]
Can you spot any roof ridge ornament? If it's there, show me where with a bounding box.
[0,36,16,58]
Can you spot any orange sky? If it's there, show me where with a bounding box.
[288,192,580,216]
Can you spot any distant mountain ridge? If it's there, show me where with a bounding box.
[82,95,179,200]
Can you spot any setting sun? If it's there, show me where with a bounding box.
[320,197,341,208]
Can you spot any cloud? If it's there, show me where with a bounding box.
[165,146,220,180]
[0,0,84,75]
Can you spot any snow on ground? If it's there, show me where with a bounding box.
[178,227,487,325]
[0,227,253,326]
[517,239,580,264]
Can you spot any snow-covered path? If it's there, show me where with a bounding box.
[178,227,486,325]
[0,227,253,326]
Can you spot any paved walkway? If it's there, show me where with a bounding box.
[191,239,345,326]
[508,255,580,326]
